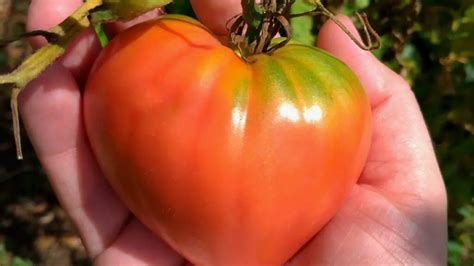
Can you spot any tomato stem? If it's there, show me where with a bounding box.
[231,0,293,58]
[0,30,60,46]
[229,0,380,59]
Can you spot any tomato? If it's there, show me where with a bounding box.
[84,15,371,265]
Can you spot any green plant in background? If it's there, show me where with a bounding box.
[0,0,472,265]
[0,244,33,266]
[449,205,474,265]
[291,0,316,45]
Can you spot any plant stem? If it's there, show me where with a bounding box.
[0,0,103,159]
[241,0,255,25]
[230,0,297,58]
[291,2,380,51]
[0,0,102,88]
[230,0,380,59]
[11,88,22,159]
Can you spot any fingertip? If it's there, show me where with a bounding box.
[191,0,241,35]
[19,63,82,157]
[27,0,83,48]
[60,28,102,83]
[27,0,101,82]
[317,16,359,53]
[106,8,164,36]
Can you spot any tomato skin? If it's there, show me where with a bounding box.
[84,15,371,265]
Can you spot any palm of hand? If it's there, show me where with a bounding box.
[21,0,446,265]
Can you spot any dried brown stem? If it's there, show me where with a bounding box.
[291,3,381,51]
[11,88,22,159]
[230,0,296,58]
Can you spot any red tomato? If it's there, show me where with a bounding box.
[84,15,371,265]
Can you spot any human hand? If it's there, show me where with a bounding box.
[21,0,447,265]
[287,15,448,266]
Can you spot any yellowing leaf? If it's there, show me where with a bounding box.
[105,0,173,20]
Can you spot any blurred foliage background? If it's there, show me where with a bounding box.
[0,0,472,265]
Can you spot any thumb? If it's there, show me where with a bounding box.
[191,0,242,35]
[317,15,407,108]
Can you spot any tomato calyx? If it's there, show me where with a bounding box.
[228,0,293,59]
[229,0,381,60]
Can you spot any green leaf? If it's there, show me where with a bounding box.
[342,0,371,14]
[465,61,474,82]
[166,0,196,17]
[0,244,10,266]
[0,244,34,266]
[94,24,109,47]
[458,206,474,218]
[12,257,33,266]
[448,241,463,265]
[290,0,315,45]
[103,0,173,20]
[302,0,320,6]
[354,0,370,9]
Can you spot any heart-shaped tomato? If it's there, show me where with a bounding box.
[84,15,371,265]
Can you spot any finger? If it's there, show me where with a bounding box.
[26,1,130,256]
[19,63,130,257]
[105,8,164,36]
[26,0,82,48]
[191,0,242,35]
[27,0,101,82]
[94,219,185,266]
[317,15,446,197]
